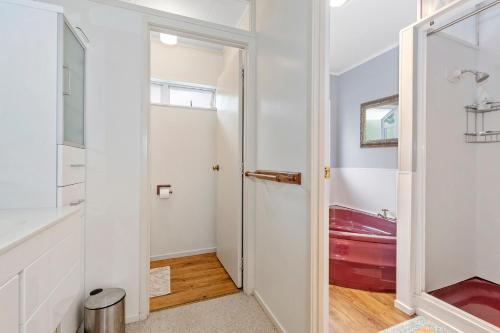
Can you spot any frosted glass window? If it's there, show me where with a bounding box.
[169,87,214,109]
[150,80,216,110]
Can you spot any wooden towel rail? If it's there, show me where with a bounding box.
[244,170,301,185]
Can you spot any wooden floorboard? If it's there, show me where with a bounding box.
[330,285,411,333]
[150,253,240,312]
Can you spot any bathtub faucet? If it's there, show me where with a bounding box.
[377,209,397,222]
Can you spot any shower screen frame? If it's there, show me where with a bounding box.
[397,0,500,331]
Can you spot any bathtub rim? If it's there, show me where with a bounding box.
[329,205,397,243]
[329,229,396,244]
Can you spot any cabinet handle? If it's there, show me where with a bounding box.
[69,199,85,206]
[63,65,72,96]
[70,164,85,168]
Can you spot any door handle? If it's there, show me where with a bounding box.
[213,164,220,171]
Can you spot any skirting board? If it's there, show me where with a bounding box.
[150,247,216,261]
[394,299,415,315]
[126,314,141,324]
[253,291,286,333]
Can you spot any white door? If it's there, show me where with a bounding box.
[215,49,244,288]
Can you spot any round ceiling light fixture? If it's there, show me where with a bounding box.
[160,33,178,46]
[330,0,350,7]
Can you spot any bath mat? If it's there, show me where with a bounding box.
[379,316,452,333]
[150,266,171,297]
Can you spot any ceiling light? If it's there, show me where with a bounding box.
[330,0,350,7]
[160,33,178,46]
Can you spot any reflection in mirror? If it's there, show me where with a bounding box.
[360,95,399,147]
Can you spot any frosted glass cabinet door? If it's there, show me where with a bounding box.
[63,22,85,147]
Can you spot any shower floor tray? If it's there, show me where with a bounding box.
[429,277,500,328]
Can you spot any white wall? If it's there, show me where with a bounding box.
[151,41,223,85]
[425,34,478,291]
[331,168,397,215]
[149,39,224,260]
[149,105,217,259]
[474,7,500,284]
[0,2,58,209]
[254,0,311,332]
[330,48,399,215]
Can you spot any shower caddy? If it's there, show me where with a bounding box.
[465,102,500,143]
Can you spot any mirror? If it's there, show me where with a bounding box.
[360,95,399,147]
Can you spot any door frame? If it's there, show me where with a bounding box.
[138,12,257,320]
[310,0,331,332]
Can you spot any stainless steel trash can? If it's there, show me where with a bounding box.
[84,288,126,333]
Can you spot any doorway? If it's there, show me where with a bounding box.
[147,30,246,312]
[325,1,418,332]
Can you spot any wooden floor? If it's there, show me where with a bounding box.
[150,253,240,312]
[329,285,411,333]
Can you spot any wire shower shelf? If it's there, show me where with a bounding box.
[465,102,500,143]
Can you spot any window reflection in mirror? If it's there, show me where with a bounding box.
[360,95,399,147]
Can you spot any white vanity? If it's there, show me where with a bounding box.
[0,207,83,333]
[0,0,87,332]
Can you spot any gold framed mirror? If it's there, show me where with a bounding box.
[360,95,399,148]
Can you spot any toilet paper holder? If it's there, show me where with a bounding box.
[156,184,173,195]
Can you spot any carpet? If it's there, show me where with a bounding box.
[379,316,453,333]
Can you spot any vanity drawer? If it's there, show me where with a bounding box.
[57,145,85,186]
[57,183,85,207]
[0,275,19,333]
[21,222,81,322]
[22,263,81,333]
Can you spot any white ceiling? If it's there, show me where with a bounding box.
[330,0,417,75]
[122,0,249,28]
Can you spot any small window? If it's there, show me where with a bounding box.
[150,80,216,110]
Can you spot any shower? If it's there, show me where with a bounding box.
[462,69,490,83]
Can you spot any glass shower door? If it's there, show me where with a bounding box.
[63,22,85,147]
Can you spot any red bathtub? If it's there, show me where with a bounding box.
[329,205,396,292]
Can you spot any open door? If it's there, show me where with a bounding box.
[215,48,244,288]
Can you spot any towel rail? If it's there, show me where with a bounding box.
[244,170,301,185]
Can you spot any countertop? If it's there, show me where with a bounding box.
[0,206,81,256]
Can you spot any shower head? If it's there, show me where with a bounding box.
[475,71,490,83]
[461,69,490,83]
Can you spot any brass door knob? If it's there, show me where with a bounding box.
[213,164,220,171]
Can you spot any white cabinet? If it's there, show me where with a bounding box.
[0,275,19,333]
[58,145,86,187]
[57,183,86,209]
[22,224,81,321]
[0,0,86,210]
[0,208,83,333]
